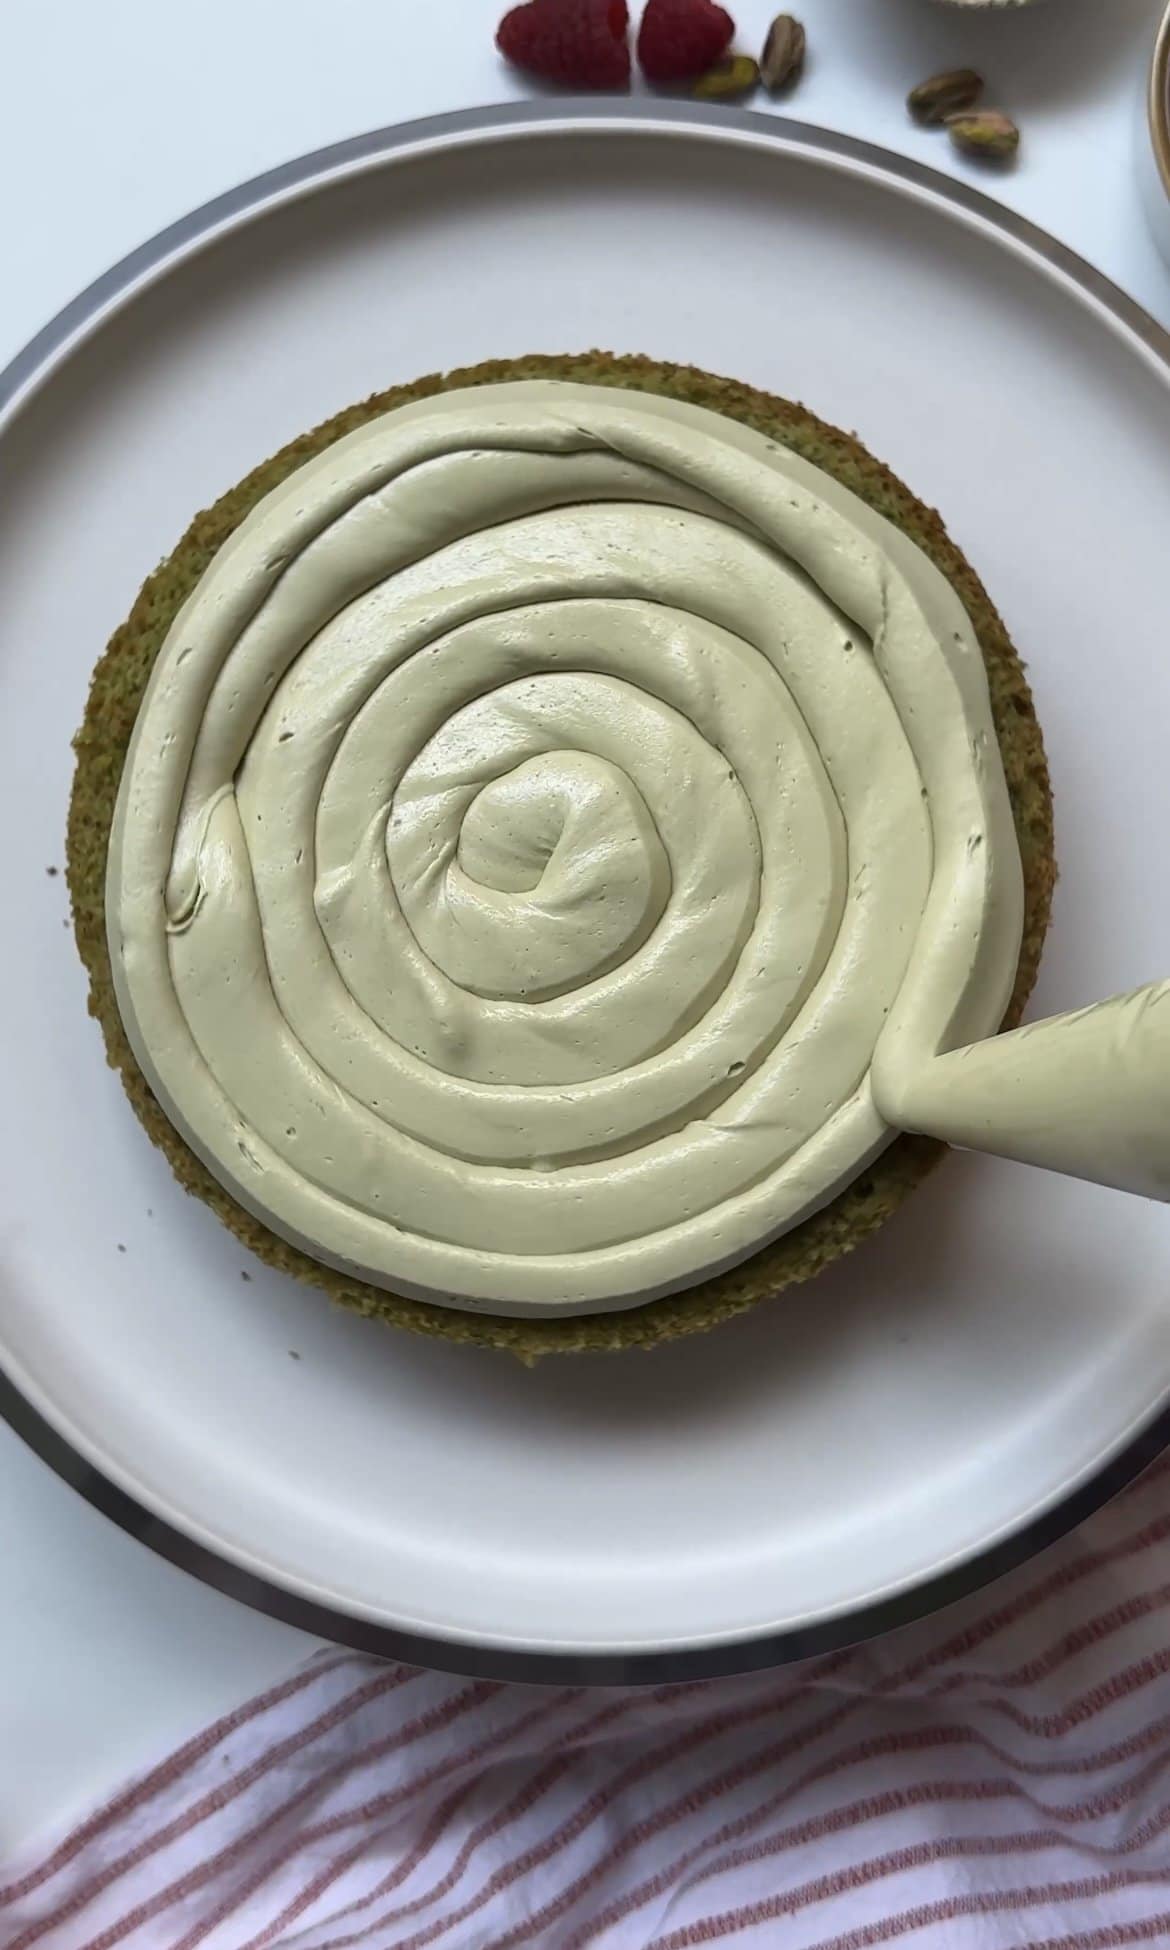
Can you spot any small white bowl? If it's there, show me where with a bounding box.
[1140,0,1170,265]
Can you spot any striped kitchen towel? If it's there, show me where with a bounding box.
[5,1456,1170,1950]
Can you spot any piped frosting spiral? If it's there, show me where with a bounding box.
[108,381,1023,1316]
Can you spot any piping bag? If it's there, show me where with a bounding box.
[872,982,1170,1202]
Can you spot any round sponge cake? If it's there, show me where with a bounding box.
[67,352,1055,1356]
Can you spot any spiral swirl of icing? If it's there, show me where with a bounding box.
[108,382,1023,1316]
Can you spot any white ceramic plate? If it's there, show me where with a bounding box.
[4,105,1170,1682]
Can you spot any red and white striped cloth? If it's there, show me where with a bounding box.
[6,1458,1170,1950]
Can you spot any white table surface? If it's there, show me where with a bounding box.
[3,0,1169,1861]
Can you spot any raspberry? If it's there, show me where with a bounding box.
[636,0,734,84]
[496,0,631,90]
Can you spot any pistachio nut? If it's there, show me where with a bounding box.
[908,69,984,126]
[692,54,760,100]
[945,109,1020,162]
[760,16,806,95]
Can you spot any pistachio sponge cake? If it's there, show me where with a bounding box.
[68,353,1054,1356]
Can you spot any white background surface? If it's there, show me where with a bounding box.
[2,0,1169,1862]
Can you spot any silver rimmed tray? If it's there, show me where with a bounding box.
[4,103,1170,1683]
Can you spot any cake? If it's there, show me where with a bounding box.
[68,354,1054,1356]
